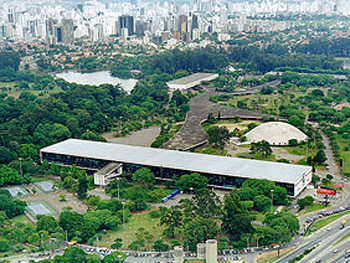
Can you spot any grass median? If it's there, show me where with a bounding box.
[311,209,350,232]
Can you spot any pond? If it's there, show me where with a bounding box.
[55,71,138,92]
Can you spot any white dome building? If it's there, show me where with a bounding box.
[245,122,308,145]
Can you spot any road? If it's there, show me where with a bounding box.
[275,213,350,263]
[163,80,282,150]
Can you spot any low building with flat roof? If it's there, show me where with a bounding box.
[40,139,312,197]
[166,73,219,92]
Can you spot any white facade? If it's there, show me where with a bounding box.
[166,73,219,92]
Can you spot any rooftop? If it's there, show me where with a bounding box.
[41,139,311,185]
[166,73,218,86]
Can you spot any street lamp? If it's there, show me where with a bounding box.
[255,235,262,249]
[246,237,250,249]
[122,201,126,224]
[117,177,120,199]
[270,189,274,214]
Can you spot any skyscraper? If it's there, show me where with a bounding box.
[61,19,74,44]
[118,15,134,36]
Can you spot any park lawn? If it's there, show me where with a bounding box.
[283,145,315,157]
[312,209,350,232]
[4,83,63,99]
[257,247,296,263]
[340,151,350,174]
[95,209,165,249]
[30,176,52,182]
[335,134,350,174]
[10,214,30,224]
[299,203,326,215]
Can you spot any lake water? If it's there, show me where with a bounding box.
[55,71,138,93]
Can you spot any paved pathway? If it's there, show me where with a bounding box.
[163,80,282,150]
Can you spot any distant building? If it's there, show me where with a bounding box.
[118,15,134,36]
[61,19,74,44]
[166,72,219,92]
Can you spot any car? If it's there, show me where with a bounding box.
[316,259,321,263]
[334,249,339,253]
[327,227,331,231]
[345,253,350,258]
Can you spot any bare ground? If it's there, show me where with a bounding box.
[102,127,161,147]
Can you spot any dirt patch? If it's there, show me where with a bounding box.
[334,103,350,111]
[102,126,161,147]
[19,184,87,220]
[272,147,306,163]
[215,120,260,132]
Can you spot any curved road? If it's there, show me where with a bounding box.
[163,80,282,150]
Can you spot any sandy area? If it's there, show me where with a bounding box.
[215,120,261,132]
[272,147,306,163]
[103,126,161,147]
[334,103,350,111]
[225,145,305,163]
[18,183,87,220]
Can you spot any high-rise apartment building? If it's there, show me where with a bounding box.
[118,15,134,36]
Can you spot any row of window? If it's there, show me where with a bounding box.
[42,152,294,195]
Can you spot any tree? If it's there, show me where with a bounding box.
[322,178,330,185]
[222,191,254,240]
[207,126,231,147]
[0,165,21,186]
[183,216,219,251]
[176,173,208,192]
[160,206,183,238]
[288,139,299,147]
[326,174,333,180]
[63,176,77,192]
[57,246,87,263]
[218,236,230,250]
[103,252,127,263]
[111,238,123,250]
[297,196,314,210]
[36,215,59,234]
[77,174,88,199]
[132,168,155,189]
[0,239,10,252]
[264,212,299,238]
[0,190,27,218]
[312,174,320,186]
[288,115,304,127]
[153,240,169,252]
[59,211,84,240]
[128,240,144,251]
[191,189,221,218]
[250,140,273,157]
[313,150,327,165]
[254,195,271,212]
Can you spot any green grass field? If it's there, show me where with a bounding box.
[10,214,30,224]
[95,209,165,249]
[335,135,350,174]
[299,203,326,215]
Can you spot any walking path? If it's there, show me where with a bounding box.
[163,80,282,150]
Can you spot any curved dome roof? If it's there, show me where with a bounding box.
[245,122,308,145]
